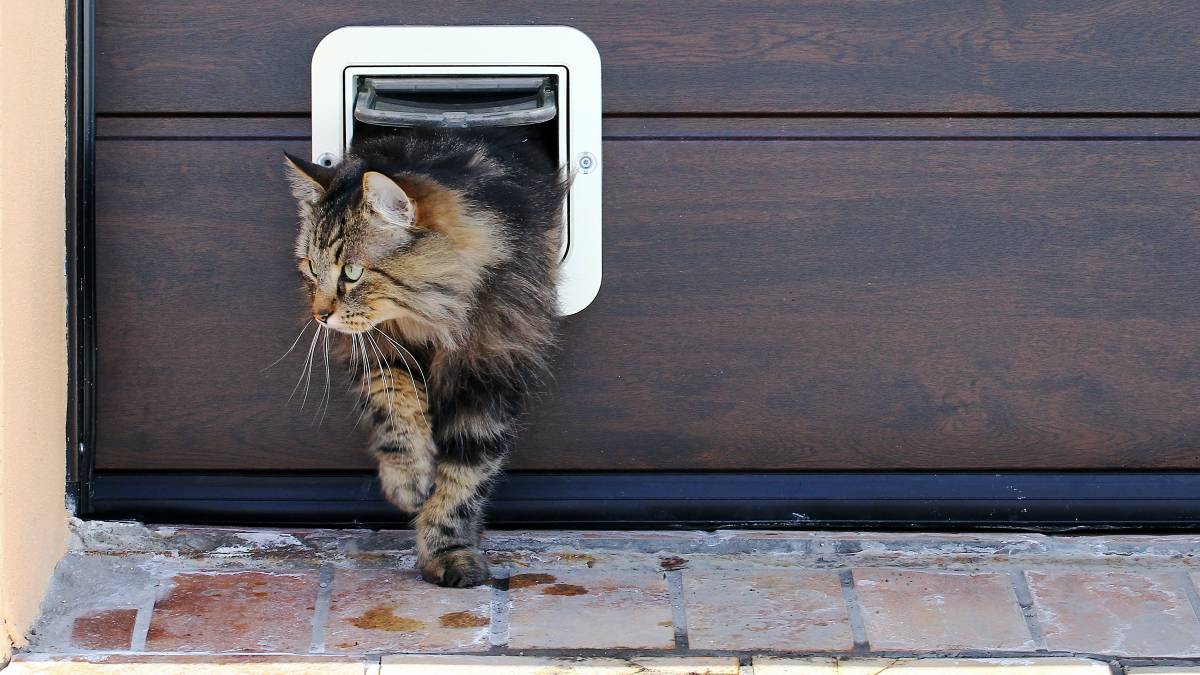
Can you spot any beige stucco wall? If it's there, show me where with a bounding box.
[0,1,71,660]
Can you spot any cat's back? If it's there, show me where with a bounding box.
[350,128,563,232]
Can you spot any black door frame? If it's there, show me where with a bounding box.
[68,0,1200,531]
[88,471,1200,530]
[66,0,97,514]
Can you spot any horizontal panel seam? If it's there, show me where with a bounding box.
[95,135,1200,142]
[97,135,311,141]
[96,112,1200,119]
[604,136,1200,142]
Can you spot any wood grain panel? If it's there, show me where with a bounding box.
[95,130,1200,470]
[95,116,1200,141]
[95,1,1200,114]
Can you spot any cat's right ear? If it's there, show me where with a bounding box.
[283,152,335,203]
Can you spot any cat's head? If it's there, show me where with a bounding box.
[283,152,506,345]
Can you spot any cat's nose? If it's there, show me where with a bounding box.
[314,308,334,323]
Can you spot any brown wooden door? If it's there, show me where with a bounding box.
[93,2,1200,478]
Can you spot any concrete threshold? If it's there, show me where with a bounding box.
[8,521,1200,672]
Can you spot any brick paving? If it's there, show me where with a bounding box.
[323,568,492,653]
[683,570,852,651]
[1026,570,1200,655]
[853,569,1035,651]
[506,568,674,649]
[13,523,1200,673]
[144,570,319,653]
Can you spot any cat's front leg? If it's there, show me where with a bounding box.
[366,365,435,513]
[376,442,436,512]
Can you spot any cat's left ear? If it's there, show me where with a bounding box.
[362,171,417,229]
[283,152,335,203]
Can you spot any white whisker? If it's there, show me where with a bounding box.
[366,331,395,426]
[300,324,322,408]
[289,324,322,405]
[353,332,375,429]
[364,329,403,429]
[349,333,364,397]
[346,331,362,395]
[370,328,429,432]
[313,325,332,425]
[264,320,313,372]
[371,327,430,404]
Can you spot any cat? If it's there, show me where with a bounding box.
[283,127,565,587]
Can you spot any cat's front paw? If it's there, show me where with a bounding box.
[421,548,490,588]
[378,462,434,512]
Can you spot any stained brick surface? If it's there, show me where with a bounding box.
[5,655,368,674]
[506,568,674,649]
[324,568,492,653]
[70,609,137,651]
[26,526,1200,663]
[25,553,163,654]
[146,570,318,652]
[1026,570,1200,656]
[684,570,853,651]
[853,569,1034,650]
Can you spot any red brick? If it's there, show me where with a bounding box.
[324,568,492,653]
[146,570,317,652]
[5,655,367,674]
[1027,570,1200,656]
[854,569,1033,650]
[71,608,138,650]
[684,570,853,651]
[507,569,674,649]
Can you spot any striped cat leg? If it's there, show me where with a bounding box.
[366,364,436,513]
[415,431,508,587]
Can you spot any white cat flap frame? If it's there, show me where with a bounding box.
[311,26,603,316]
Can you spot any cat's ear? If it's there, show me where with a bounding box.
[283,151,335,203]
[362,171,417,229]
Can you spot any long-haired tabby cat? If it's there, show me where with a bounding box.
[283,127,565,587]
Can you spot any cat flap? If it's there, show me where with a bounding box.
[311,26,602,315]
[355,77,557,129]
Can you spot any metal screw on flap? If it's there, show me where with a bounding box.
[577,152,597,174]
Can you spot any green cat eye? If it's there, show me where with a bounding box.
[306,258,318,276]
[343,263,364,281]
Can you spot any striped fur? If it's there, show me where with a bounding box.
[284,128,565,587]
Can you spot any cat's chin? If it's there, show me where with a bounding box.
[322,320,369,335]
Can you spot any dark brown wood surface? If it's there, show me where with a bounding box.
[95,1,1200,115]
[97,116,1200,141]
[95,125,1200,470]
[93,2,1200,475]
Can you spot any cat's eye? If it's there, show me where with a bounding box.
[306,258,318,276]
[343,263,364,281]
